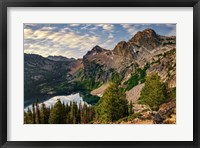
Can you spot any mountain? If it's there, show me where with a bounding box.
[129,28,161,50]
[82,28,176,88]
[24,53,83,106]
[47,55,75,62]
[24,28,176,107]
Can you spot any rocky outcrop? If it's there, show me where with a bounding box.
[113,41,135,59]
[82,28,176,85]
[129,29,161,50]
[125,84,144,103]
[83,46,113,82]
[90,83,109,97]
[147,48,176,88]
[153,99,176,124]
[117,99,176,124]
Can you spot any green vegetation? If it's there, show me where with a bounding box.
[24,108,33,124]
[129,100,134,115]
[124,63,150,91]
[24,99,94,124]
[80,79,101,90]
[48,100,66,124]
[95,75,128,123]
[138,73,168,111]
[79,90,100,105]
[168,87,176,100]
[40,103,50,124]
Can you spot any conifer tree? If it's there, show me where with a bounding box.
[67,102,73,124]
[40,103,50,124]
[24,111,28,124]
[32,103,36,124]
[82,103,88,124]
[72,102,78,124]
[96,74,128,123]
[129,100,134,115]
[139,73,168,110]
[79,101,83,123]
[48,99,66,124]
[65,103,70,124]
[35,99,41,124]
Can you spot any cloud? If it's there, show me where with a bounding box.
[121,24,138,36]
[24,24,176,58]
[24,24,38,27]
[24,26,101,58]
[108,33,114,39]
[165,24,176,36]
[80,24,92,30]
[40,26,57,31]
[59,27,73,33]
[69,24,80,27]
[97,24,114,31]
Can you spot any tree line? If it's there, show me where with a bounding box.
[24,100,95,124]
[24,73,175,124]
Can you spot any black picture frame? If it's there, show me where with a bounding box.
[0,0,200,147]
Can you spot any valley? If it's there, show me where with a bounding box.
[24,28,176,124]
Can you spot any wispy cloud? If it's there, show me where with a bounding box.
[69,24,81,27]
[97,24,114,32]
[121,24,139,36]
[24,24,176,58]
[165,24,176,36]
[24,26,100,58]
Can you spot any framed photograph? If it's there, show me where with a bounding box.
[0,0,199,147]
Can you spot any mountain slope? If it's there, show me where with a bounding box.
[24,54,82,104]
[82,28,176,86]
[24,28,176,107]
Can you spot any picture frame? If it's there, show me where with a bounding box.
[0,0,199,147]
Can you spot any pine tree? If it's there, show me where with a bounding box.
[40,103,50,124]
[76,104,81,124]
[32,103,36,124]
[65,103,70,124]
[24,111,28,124]
[82,103,88,124]
[24,107,33,124]
[72,102,78,124]
[96,76,128,123]
[138,73,168,110]
[48,99,66,124]
[35,99,41,124]
[69,102,76,124]
[67,102,73,124]
[129,101,134,115]
[79,101,83,123]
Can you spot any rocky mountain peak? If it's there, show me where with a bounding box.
[113,41,133,58]
[114,41,128,49]
[142,28,157,37]
[129,28,161,50]
[91,45,105,52]
[84,45,107,57]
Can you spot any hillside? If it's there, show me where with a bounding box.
[24,28,176,124]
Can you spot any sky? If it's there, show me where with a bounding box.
[24,24,176,59]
